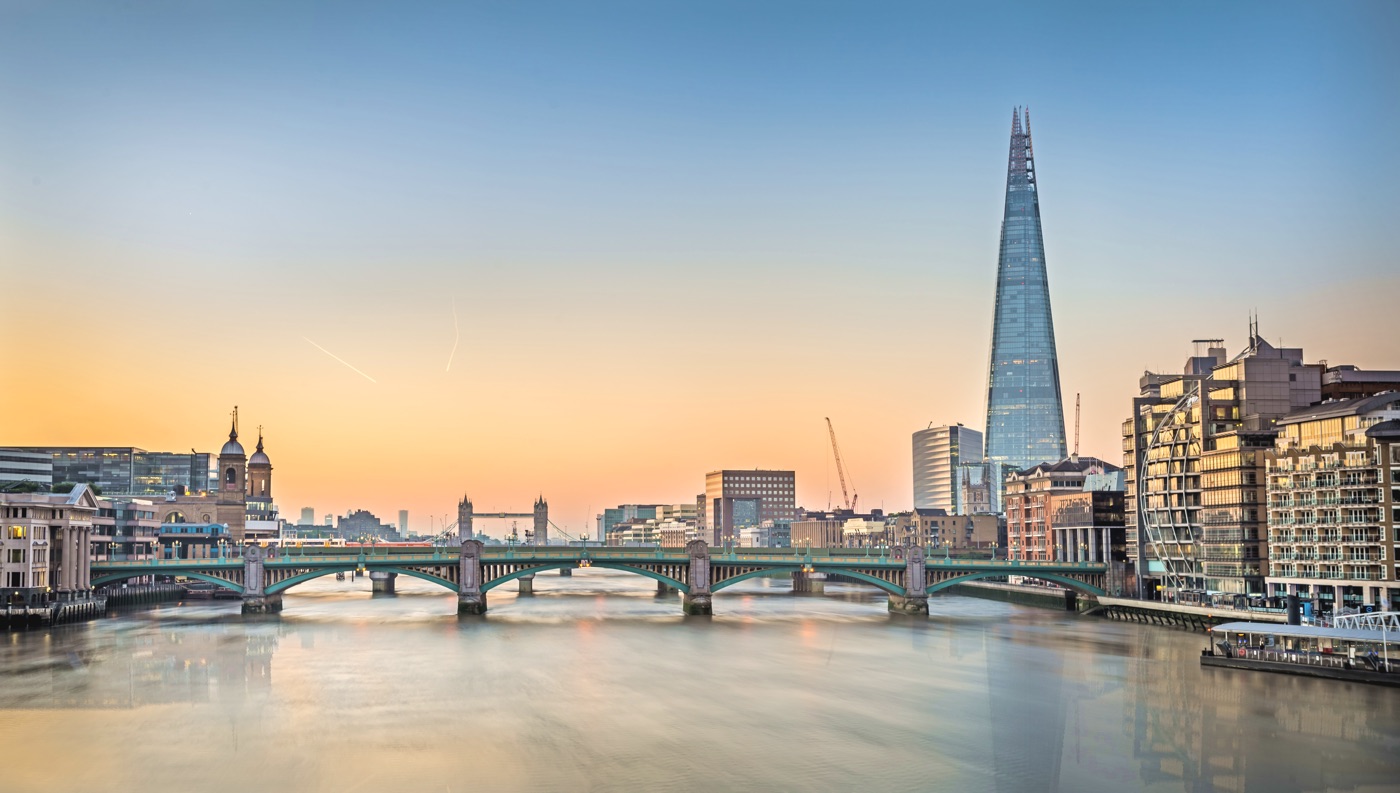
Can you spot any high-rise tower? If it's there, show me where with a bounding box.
[984,107,1067,472]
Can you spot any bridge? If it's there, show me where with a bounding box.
[91,541,1108,616]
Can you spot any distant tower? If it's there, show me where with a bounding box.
[533,495,549,545]
[457,495,473,542]
[247,427,272,499]
[398,509,409,538]
[984,107,1068,471]
[216,407,249,542]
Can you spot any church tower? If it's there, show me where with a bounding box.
[217,407,249,542]
[247,428,273,499]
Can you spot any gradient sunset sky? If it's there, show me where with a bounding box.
[3,2,1398,537]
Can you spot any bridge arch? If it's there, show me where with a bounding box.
[925,570,1105,597]
[92,570,245,594]
[480,563,689,594]
[263,565,459,595]
[711,566,905,596]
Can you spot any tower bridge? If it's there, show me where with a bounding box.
[91,543,1108,616]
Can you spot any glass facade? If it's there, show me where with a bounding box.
[984,108,1067,472]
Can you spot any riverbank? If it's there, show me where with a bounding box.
[1,595,107,628]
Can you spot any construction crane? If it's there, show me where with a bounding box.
[825,417,858,513]
[1073,393,1081,460]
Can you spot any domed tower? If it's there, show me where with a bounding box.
[247,428,273,499]
[216,407,249,542]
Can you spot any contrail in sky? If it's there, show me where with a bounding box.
[303,337,377,383]
[445,298,460,373]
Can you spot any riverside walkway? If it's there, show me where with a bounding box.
[92,541,1108,615]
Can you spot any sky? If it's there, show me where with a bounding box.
[2,1,1398,537]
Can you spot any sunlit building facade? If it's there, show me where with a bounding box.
[983,107,1068,472]
[1124,335,1323,599]
[1265,393,1400,612]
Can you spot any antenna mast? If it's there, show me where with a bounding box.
[1073,393,1081,460]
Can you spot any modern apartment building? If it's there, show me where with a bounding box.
[703,470,796,544]
[912,424,982,513]
[1265,393,1400,613]
[1123,334,1323,599]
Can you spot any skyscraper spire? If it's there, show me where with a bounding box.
[984,107,1067,471]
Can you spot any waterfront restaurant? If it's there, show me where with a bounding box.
[1204,621,1400,684]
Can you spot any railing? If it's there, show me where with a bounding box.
[1218,645,1394,674]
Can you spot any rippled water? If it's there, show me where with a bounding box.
[0,570,1397,793]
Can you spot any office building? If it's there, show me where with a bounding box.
[703,470,796,544]
[1265,393,1400,613]
[1005,457,1123,562]
[1320,365,1400,401]
[300,507,316,525]
[0,450,52,488]
[13,447,214,496]
[398,509,409,537]
[0,484,99,603]
[337,509,398,541]
[912,424,982,513]
[1123,333,1325,599]
[983,107,1068,472]
[890,509,999,551]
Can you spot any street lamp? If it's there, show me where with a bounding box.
[172,540,182,561]
[1080,542,1089,563]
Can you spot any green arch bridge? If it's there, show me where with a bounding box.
[91,541,1108,615]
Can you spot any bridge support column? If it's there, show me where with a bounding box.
[682,539,711,615]
[370,571,397,595]
[457,540,487,615]
[559,567,572,577]
[793,572,825,594]
[656,580,674,596]
[240,545,282,614]
[889,546,928,615]
[518,574,535,595]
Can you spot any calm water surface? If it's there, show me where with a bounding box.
[1,571,1397,793]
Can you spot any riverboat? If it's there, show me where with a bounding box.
[1201,621,1400,687]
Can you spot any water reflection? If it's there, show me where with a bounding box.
[0,570,1395,793]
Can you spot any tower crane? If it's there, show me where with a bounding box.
[825,417,858,513]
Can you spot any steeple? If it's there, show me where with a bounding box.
[984,107,1068,471]
[229,405,239,443]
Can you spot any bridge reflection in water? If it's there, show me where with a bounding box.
[92,541,1108,616]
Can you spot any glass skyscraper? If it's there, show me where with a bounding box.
[984,107,1067,472]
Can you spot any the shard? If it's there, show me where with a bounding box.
[984,108,1067,471]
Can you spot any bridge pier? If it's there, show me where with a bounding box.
[889,546,927,616]
[792,572,825,594]
[242,594,283,614]
[240,545,281,614]
[370,571,397,595]
[683,539,711,615]
[518,574,535,595]
[559,567,572,577]
[457,539,487,615]
[656,580,675,596]
[887,594,928,615]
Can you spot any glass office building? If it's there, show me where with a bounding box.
[21,447,214,496]
[984,108,1068,472]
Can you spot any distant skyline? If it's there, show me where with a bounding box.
[3,2,1398,535]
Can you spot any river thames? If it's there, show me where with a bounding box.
[1,571,1397,793]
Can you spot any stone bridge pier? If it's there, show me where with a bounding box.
[792,571,825,594]
[241,546,283,614]
[457,540,486,615]
[682,540,711,615]
[518,573,535,595]
[370,571,397,595]
[887,546,927,615]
